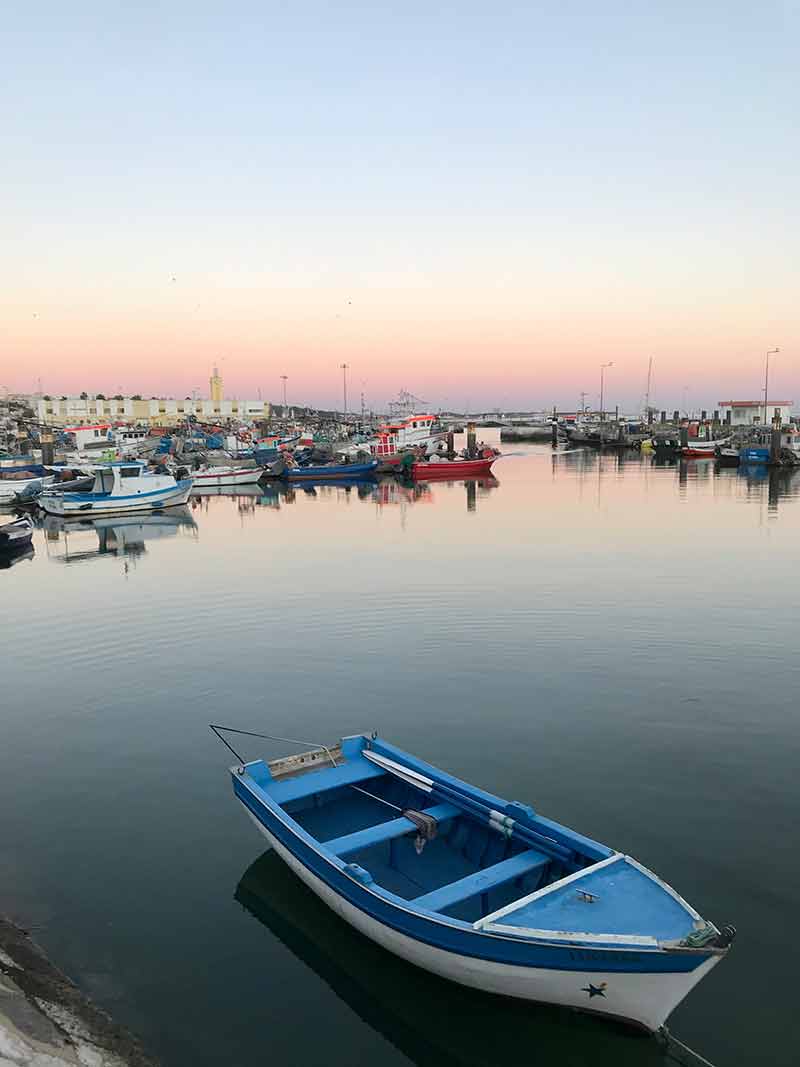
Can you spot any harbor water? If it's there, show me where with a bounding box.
[3,435,799,1067]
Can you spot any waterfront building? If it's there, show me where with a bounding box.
[35,395,271,427]
[718,399,794,426]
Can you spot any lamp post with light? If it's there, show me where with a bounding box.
[340,363,349,417]
[599,362,614,422]
[763,348,780,427]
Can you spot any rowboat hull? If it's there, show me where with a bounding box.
[286,461,378,480]
[412,458,496,479]
[682,440,730,458]
[190,467,263,487]
[228,735,727,1033]
[250,818,717,1032]
[40,479,193,516]
[0,475,54,500]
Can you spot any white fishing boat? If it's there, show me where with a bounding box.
[39,462,192,517]
[189,466,264,488]
[342,414,445,461]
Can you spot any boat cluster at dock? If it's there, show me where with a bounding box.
[0,412,501,521]
[502,412,800,466]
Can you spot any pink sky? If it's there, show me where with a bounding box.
[5,276,795,413]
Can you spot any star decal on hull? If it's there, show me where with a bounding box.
[581,982,607,998]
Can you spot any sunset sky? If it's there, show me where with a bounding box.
[2,3,796,412]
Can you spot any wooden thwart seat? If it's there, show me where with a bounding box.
[266,759,385,805]
[325,803,460,857]
[412,848,549,914]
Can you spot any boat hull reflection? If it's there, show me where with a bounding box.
[235,851,662,1067]
[42,507,197,563]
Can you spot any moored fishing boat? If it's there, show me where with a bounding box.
[681,438,730,458]
[216,730,733,1033]
[39,462,192,517]
[412,456,497,479]
[285,460,378,480]
[189,466,264,488]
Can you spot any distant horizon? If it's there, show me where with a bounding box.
[11,380,795,417]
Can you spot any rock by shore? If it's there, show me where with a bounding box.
[0,916,157,1066]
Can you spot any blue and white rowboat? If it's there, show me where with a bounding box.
[39,461,193,516]
[218,731,734,1032]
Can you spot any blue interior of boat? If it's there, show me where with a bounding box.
[281,767,568,924]
[489,857,696,941]
[245,738,699,939]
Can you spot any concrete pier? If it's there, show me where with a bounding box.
[0,916,156,1066]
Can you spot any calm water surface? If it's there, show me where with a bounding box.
[3,436,800,1067]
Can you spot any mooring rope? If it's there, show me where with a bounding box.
[659,1027,717,1067]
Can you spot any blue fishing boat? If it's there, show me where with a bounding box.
[284,460,378,480]
[214,729,734,1033]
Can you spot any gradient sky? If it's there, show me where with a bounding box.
[2,2,797,411]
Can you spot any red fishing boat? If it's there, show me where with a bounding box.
[411,456,497,479]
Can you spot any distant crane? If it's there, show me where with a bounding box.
[388,389,429,418]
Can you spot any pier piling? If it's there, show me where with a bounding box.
[466,423,476,458]
[41,432,54,466]
[770,426,782,464]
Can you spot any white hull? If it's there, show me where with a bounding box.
[245,812,719,1032]
[190,468,263,487]
[0,475,54,500]
[40,481,193,517]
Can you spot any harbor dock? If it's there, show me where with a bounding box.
[0,916,156,1067]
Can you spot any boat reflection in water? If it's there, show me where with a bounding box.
[235,851,663,1067]
[0,543,35,570]
[42,507,197,566]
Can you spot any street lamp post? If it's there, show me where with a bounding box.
[763,348,780,427]
[280,375,288,411]
[340,363,349,417]
[599,362,614,422]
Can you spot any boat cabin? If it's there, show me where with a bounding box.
[88,461,173,497]
[62,424,114,452]
[114,426,150,454]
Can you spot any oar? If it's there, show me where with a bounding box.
[363,750,573,864]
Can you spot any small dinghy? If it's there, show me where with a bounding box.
[190,466,264,488]
[0,515,34,549]
[0,472,54,502]
[681,439,730,458]
[412,456,497,479]
[215,730,734,1033]
[285,460,378,480]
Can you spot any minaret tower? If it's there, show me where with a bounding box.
[210,365,223,404]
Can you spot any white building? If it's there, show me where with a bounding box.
[36,395,271,427]
[718,400,794,427]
